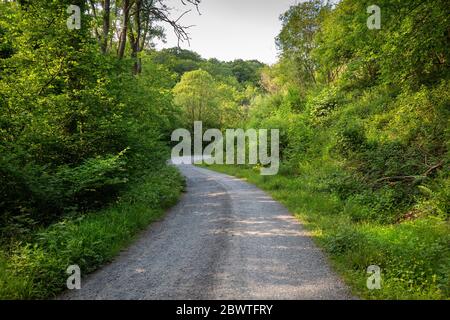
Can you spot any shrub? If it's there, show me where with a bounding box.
[325,227,366,255]
[334,120,367,158]
[307,87,342,123]
[0,165,184,299]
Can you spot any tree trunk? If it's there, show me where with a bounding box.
[117,0,130,59]
[101,0,110,54]
[131,0,142,74]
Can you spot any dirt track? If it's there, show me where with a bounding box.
[60,164,352,300]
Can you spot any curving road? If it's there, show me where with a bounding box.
[60,164,352,300]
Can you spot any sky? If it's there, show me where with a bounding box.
[155,0,299,64]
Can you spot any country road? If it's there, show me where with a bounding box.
[60,164,352,300]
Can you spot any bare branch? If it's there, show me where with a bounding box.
[375,160,445,184]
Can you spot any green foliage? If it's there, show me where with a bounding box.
[0,0,185,299]
[415,175,450,221]
[0,2,181,238]
[204,164,449,299]
[327,219,450,299]
[313,0,450,88]
[1,0,449,301]
[151,48,265,88]
[276,0,327,88]
[173,69,221,128]
[173,69,255,129]
[307,87,343,123]
[334,120,367,157]
[255,0,450,222]
[202,0,450,299]
[152,48,203,80]
[0,165,184,299]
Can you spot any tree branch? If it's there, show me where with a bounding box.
[375,160,445,183]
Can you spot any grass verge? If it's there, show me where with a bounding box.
[200,164,449,300]
[0,165,184,299]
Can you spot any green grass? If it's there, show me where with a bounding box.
[0,165,185,299]
[200,163,450,300]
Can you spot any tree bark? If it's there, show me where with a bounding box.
[101,0,111,54]
[131,0,142,74]
[118,0,130,59]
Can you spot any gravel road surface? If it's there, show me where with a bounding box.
[60,164,352,300]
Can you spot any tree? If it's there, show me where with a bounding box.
[173,70,220,128]
[276,0,328,88]
[229,59,264,86]
[0,0,183,235]
[87,0,201,73]
[312,0,450,88]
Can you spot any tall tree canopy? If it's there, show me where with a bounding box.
[0,0,198,236]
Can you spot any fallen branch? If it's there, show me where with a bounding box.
[375,160,444,183]
[423,160,444,176]
[375,175,423,183]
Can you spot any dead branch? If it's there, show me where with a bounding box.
[375,160,445,183]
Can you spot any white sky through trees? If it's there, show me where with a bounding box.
[155,0,299,64]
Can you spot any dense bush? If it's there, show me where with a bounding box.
[217,0,450,299]
[0,2,180,239]
[0,166,184,299]
[307,87,342,122]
